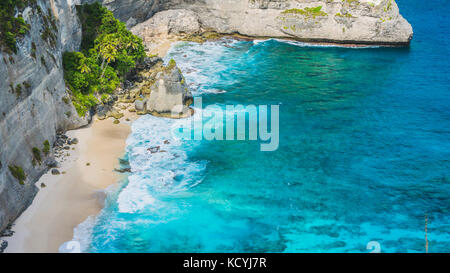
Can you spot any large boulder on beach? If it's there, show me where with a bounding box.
[144,62,193,118]
[135,99,146,112]
[44,157,59,169]
[0,239,7,253]
[130,60,194,118]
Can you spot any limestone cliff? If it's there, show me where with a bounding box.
[81,0,162,28]
[0,0,88,233]
[125,0,413,47]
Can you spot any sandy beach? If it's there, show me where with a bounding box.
[2,34,177,253]
[4,111,137,253]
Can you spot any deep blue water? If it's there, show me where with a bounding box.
[80,0,449,253]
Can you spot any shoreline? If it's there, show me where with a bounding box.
[3,111,137,253]
[142,32,394,62]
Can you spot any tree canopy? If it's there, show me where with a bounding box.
[63,3,145,116]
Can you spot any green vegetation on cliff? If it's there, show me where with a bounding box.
[8,165,26,185]
[42,140,50,155]
[63,3,145,116]
[335,13,353,18]
[281,6,328,18]
[32,147,42,165]
[0,0,34,53]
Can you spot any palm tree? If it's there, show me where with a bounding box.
[97,37,120,91]
[78,60,91,74]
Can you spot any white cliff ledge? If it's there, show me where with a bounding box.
[103,0,413,46]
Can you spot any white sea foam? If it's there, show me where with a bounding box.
[203,89,227,94]
[59,216,96,253]
[252,38,380,49]
[274,38,380,49]
[165,40,242,95]
[117,114,206,213]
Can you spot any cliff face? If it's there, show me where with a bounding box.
[0,0,88,232]
[126,0,413,46]
[80,0,162,27]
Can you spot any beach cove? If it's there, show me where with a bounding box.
[0,0,448,253]
[4,111,136,252]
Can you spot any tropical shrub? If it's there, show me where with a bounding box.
[63,3,145,116]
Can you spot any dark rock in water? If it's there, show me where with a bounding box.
[0,240,7,253]
[114,168,132,173]
[164,140,170,144]
[119,158,129,165]
[148,146,161,154]
[51,169,60,175]
[44,157,59,168]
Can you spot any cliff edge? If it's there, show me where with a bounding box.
[109,0,413,47]
[0,0,88,234]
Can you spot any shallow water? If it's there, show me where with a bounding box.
[81,0,449,253]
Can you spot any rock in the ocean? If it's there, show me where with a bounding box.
[114,168,132,173]
[148,146,161,154]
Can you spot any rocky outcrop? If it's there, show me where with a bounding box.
[118,58,193,118]
[0,0,88,232]
[81,0,162,28]
[129,0,412,47]
[142,62,193,118]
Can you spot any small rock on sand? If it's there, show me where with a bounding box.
[0,240,8,253]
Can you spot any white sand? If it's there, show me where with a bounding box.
[4,112,137,253]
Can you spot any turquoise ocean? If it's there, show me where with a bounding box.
[72,0,449,253]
